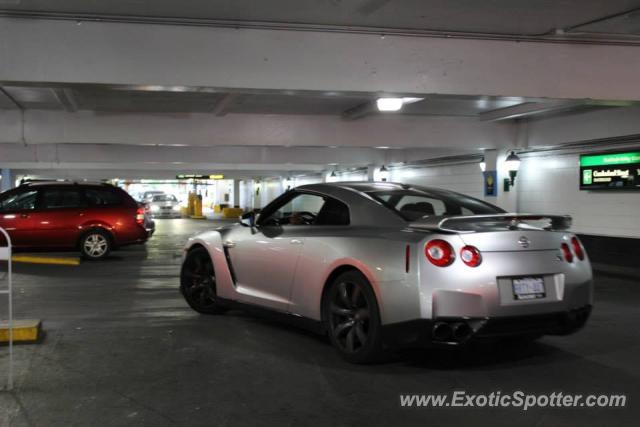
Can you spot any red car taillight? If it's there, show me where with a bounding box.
[571,236,585,261]
[425,239,454,267]
[460,245,482,267]
[561,243,573,263]
[136,207,145,225]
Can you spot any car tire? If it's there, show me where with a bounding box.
[180,247,227,315]
[80,229,112,260]
[323,270,385,364]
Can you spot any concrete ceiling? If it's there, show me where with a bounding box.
[1,2,640,181]
[0,83,615,120]
[2,0,640,37]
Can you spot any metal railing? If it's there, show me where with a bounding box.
[0,227,13,390]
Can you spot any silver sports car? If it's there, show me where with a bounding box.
[180,182,593,363]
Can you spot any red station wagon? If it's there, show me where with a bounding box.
[0,182,154,259]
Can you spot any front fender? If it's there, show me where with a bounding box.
[184,231,236,300]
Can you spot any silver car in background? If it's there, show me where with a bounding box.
[180,182,593,363]
[148,194,182,218]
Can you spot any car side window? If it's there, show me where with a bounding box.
[85,188,122,206]
[40,189,84,209]
[261,193,324,226]
[260,193,349,226]
[315,197,350,225]
[0,189,38,211]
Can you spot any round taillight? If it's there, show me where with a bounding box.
[460,245,482,267]
[571,237,585,261]
[561,243,573,263]
[425,239,455,267]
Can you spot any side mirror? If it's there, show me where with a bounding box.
[240,211,257,227]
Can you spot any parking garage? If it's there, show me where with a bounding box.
[0,2,639,426]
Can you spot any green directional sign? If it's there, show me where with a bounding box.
[579,150,640,190]
[580,152,640,167]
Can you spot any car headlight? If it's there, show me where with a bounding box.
[150,205,160,212]
[173,205,181,211]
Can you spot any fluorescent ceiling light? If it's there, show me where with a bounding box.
[376,98,403,112]
[376,97,425,112]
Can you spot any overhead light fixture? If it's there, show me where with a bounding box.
[376,97,425,112]
[376,98,404,112]
[401,97,424,104]
[379,165,390,182]
[503,151,522,191]
[479,156,486,172]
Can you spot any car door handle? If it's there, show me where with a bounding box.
[223,240,236,248]
[290,239,303,245]
[20,213,29,219]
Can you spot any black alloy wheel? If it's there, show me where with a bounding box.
[180,247,226,314]
[325,270,384,363]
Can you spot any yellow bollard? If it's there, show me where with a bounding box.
[187,192,195,216]
[190,194,205,219]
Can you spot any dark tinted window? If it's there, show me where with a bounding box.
[366,189,503,221]
[85,188,122,206]
[41,189,84,209]
[152,195,177,202]
[0,189,38,211]
[259,192,349,226]
[315,197,350,225]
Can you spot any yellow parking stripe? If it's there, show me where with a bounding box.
[11,255,80,266]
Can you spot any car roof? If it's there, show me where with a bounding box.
[298,181,447,195]
[20,181,114,188]
[291,181,412,227]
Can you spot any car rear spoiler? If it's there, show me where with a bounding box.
[409,213,573,233]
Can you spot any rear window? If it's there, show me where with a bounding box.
[152,195,177,202]
[366,189,504,221]
[84,188,123,206]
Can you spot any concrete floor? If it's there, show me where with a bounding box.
[0,219,638,426]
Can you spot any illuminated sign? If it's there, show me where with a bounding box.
[580,151,640,190]
[176,174,224,180]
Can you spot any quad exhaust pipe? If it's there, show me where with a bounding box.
[432,321,473,342]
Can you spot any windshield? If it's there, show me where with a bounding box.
[152,195,177,202]
[365,189,504,221]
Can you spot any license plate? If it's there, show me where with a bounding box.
[512,276,546,300]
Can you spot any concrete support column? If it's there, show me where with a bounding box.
[495,149,519,213]
[483,149,498,172]
[1,168,12,192]
[232,179,240,208]
[366,165,376,182]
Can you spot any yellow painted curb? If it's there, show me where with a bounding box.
[12,255,80,266]
[189,215,207,220]
[0,319,41,343]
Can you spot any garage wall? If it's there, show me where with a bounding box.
[263,180,284,207]
[517,153,640,238]
[389,163,484,199]
[386,156,640,238]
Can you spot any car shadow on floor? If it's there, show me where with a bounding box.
[210,308,584,372]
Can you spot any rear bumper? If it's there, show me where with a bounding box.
[381,304,592,349]
[151,212,181,218]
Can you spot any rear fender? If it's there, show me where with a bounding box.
[76,222,116,247]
